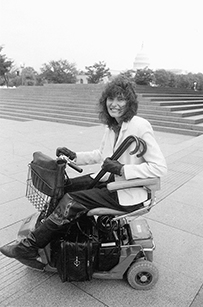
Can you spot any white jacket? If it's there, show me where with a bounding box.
[76,116,167,206]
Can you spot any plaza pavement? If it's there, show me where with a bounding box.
[0,118,203,307]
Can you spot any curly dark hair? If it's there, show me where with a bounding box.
[98,76,138,129]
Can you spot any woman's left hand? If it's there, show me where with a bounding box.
[102,158,123,176]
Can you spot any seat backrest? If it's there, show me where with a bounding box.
[87,177,160,218]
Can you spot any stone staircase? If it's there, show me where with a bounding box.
[1,84,203,136]
[137,86,203,136]
[0,84,103,126]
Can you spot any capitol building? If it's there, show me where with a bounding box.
[132,43,187,75]
[133,44,150,71]
[77,43,188,84]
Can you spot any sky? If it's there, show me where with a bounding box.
[0,0,203,74]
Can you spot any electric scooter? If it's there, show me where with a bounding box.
[17,136,160,290]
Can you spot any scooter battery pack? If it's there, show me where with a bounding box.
[56,239,98,282]
[97,242,121,271]
[129,218,154,248]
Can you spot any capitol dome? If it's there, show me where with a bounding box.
[133,44,150,70]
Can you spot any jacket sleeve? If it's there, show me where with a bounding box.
[75,149,103,165]
[123,122,167,180]
[75,129,107,165]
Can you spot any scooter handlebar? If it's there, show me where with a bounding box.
[57,155,83,173]
[68,160,83,173]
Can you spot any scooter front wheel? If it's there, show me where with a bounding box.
[127,260,159,290]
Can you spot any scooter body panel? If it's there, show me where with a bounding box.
[16,213,155,280]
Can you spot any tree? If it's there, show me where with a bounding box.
[21,67,37,85]
[85,61,111,84]
[6,66,22,87]
[0,46,13,86]
[193,73,203,90]
[119,69,135,79]
[40,59,78,84]
[153,69,172,87]
[134,69,154,85]
[175,74,192,89]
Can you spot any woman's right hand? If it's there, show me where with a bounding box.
[56,147,76,160]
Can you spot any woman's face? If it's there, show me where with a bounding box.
[106,97,127,123]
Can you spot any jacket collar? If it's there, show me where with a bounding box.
[110,121,130,150]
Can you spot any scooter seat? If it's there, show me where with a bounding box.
[87,178,160,217]
[87,208,126,216]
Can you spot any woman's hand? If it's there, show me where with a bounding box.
[56,147,76,160]
[102,158,124,176]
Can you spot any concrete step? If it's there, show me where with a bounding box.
[1,85,203,136]
[143,95,203,100]
[0,110,100,124]
[153,100,203,106]
[3,102,203,124]
[0,114,31,122]
[5,101,201,115]
[0,112,100,126]
[0,107,98,119]
[2,104,202,126]
[135,84,203,93]
[138,112,203,124]
[139,97,203,108]
[139,103,203,113]
[148,118,203,131]
[0,96,98,104]
[172,109,203,118]
[5,100,203,125]
[162,104,203,111]
[0,100,96,107]
[195,122,203,129]
[142,93,203,97]
[152,125,202,136]
[139,105,202,116]
[1,111,200,136]
[139,103,203,119]
[0,104,98,113]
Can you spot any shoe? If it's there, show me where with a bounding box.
[0,241,38,259]
[0,219,60,261]
[0,242,46,271]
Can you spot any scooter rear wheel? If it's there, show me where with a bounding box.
[127,260,158,290]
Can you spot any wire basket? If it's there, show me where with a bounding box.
[26,165,52,213]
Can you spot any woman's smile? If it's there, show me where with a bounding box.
[106,97,127,122]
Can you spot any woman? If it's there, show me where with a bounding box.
[0,76,167,264]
